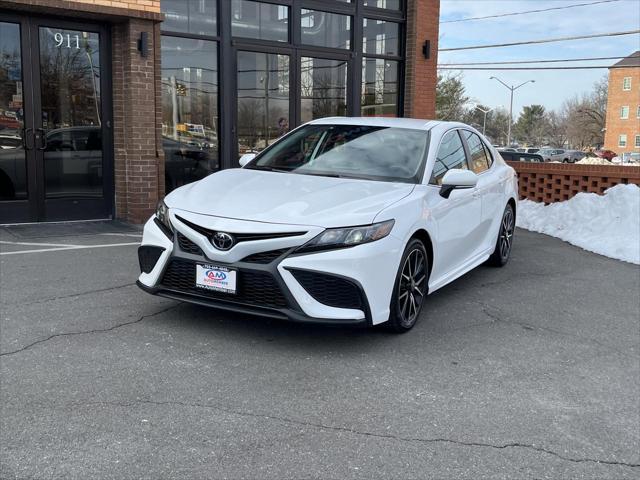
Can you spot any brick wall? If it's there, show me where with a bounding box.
[604,67,640,154]
[0,0,160,17]
[111,19,164,224]
[404,0,439,119]
[508,162,640,203]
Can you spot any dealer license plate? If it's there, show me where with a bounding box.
[195,264,237,294]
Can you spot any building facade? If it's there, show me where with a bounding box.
[604,51,640,160]
[0,0,439,224]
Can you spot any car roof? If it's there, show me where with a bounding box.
[308,116,454,131]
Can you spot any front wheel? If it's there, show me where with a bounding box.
[488,204,515,267]
[386,239,429,333]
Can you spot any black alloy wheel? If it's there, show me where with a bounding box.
[488,204,515,267]
[387,239,429,332]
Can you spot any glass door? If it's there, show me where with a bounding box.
[0,14,112,223]
[236,50,291,156]
[34,22,111,221]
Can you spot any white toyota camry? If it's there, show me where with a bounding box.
[138,118,518,332]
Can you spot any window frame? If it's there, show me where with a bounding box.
[619,134,627,148]
[622,76,631,91]
[620,105,630,119]
[635,135,640,148]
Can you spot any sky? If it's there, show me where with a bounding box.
[438,0,640,116]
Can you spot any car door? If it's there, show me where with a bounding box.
[427,129,483,279]
[459,130,503,252]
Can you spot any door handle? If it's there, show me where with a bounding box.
[35,128,47,151]
[23,128,34,150]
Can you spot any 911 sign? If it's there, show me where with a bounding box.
[54,32,80,49]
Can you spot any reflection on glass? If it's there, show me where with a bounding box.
[300,57,348,123]
[363,0,401,9]
[237,51,290,154]
[162,0,217,36]
[363,18,399,56]
[301,10,351,50]
[361,58,398,117]
[0,22,26,200]
[161,37,219,193]
[39,27,103,199]
[232,0,289,42]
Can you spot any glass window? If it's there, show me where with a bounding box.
[361,58,398,117]
[161,37,219,193]
[461,130,490,174]
[363,0,401,9]
[430,130,468,185]
[619,134,627,147]
[623,77,631,91]
[363,19,399,56]
[635,135,640,148]
[247,124,428,183]
[161,0,217,36]
[301,57,348,122]
[483,143,494,167]
[231,1,288,42]
[237,51,290,153]
[301,10,351,50]
[620,106,629,119]
[637,105,640,118]
[0,21,27,200]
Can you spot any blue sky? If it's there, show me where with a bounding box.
[438,0,640,115]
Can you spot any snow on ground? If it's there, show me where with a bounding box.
[576,157,612,165]
[516,184,640,264]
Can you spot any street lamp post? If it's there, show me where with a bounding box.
[489,77,535,146]
[474,105,493,136]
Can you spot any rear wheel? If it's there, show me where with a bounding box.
[386,239,429,333]
[488,204,515,267]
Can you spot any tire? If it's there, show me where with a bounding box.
[386,239,429,333]
[488,204,515,267]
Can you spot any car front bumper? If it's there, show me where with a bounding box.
[137,209,404,326]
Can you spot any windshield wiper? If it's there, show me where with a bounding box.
[246,165,292,173]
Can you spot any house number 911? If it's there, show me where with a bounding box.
[54,32,80,49]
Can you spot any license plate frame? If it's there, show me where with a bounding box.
[195,263,237,294]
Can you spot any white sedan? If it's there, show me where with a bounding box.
[138,118,518,332]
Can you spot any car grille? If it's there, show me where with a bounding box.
[177,232,203,255]
[175,215,307,243]
[138,246,165,274]
[160,258,287,308]
[241,248,289,264]
[289,269,363,310]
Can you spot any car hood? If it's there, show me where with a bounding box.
[166,168,415,228]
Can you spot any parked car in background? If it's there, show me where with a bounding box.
[498,151,543,162]
[525,148,540,154]
[566,150,586,163]
[538,148,571,163]
[595,149,617,161]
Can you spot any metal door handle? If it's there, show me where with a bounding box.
[23,128,33,150]
[35,128,47,151]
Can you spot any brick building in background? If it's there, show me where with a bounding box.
[0,0,439,224]
[604,51,640,160]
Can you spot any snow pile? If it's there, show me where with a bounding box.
[577,157,612,165]
[517,184,640,264]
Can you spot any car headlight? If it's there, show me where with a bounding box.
[155,200,172,234]
[296,220,395,253]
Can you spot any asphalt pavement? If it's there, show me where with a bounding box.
[1,222,638,480]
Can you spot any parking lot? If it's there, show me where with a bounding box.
[1,222,638,479]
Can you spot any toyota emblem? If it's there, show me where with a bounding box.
[212,232,235,251]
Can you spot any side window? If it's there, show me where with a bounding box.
[461,130,490,174]
[483,143,494,167]
[430,130,468,185]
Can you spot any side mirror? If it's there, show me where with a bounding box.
[440,169,478,199]
[239,153,256,167]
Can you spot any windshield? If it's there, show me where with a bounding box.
[245,124,429,183]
